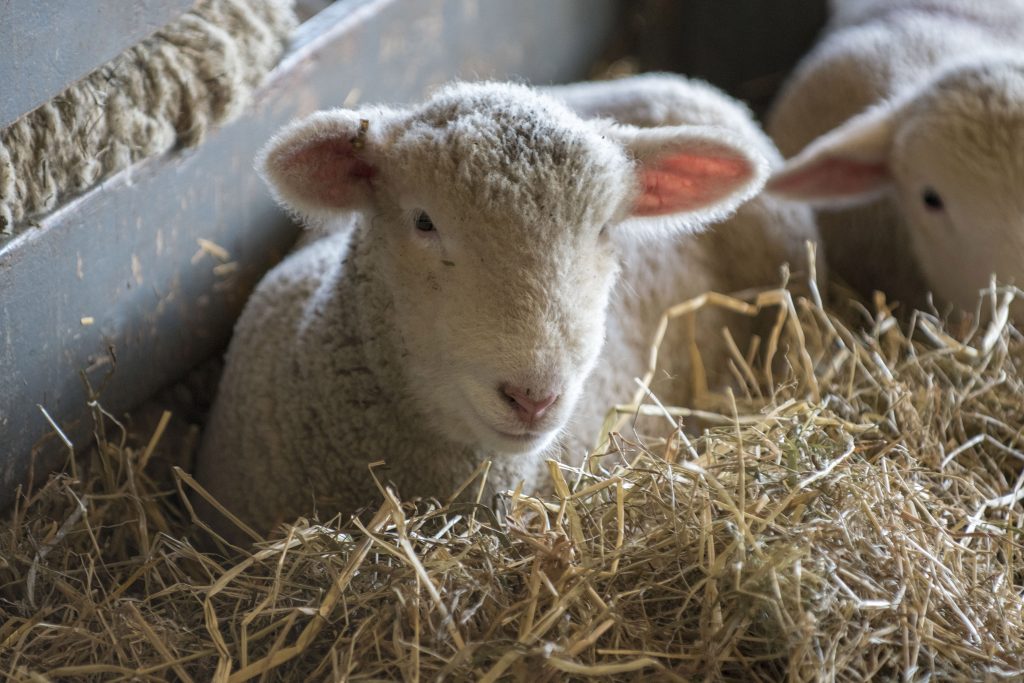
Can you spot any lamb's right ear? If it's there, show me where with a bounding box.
[767,104,896,206]
[257,109,388,222]
[609,124,770,235]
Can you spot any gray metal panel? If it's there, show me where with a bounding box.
[0,0,620,507]
[0,0,197,129]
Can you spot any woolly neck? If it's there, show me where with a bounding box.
[336,225,422,433]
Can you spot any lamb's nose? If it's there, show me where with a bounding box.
[502,385,559,423]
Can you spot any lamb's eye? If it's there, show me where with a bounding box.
[414,211,436,232]
[922,187,944,211]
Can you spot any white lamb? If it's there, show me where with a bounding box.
[195,77,817,542]
[767,0,1024,315]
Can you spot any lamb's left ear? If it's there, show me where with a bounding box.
[766,104,896,206]
[257,108,393,224]
[611,124,769,234]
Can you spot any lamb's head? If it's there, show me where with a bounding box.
[767,56,1024,313]
[259,81,766,455]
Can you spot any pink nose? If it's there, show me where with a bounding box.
[502,385,559,423]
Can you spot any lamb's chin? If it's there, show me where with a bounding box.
[487,429,559,457]
[445,414,560,457]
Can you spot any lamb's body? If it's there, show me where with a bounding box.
[551,75,819,455]
[565,200,814,455]
[768,0,1024,313]
[196,77,816,541]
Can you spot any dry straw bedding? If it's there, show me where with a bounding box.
[3,266,1024,681]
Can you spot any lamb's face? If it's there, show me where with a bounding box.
[369,94,634,454]
[259,81,767,458]
[370,197,623,455]
[893,62,1024,312]
[767,58,1024,315]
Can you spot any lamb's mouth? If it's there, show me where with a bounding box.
[482,424,560,457]
[461,394,559,451]
[475,415,551,447]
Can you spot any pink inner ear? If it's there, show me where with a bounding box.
[633,153,753,216]
[277,137,377,209]
[767,157,889,200]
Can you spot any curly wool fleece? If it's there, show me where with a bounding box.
[0,0,296,234]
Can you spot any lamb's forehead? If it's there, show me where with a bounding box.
[911,58,1024,122]
[382,83,635,227]
[899,60,1024,174]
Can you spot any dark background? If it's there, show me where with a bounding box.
[616,0,828,114]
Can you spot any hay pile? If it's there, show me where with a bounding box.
[3,272,1024,681]
[0,0,296,234]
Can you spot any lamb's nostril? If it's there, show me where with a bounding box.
[501,385,559,423]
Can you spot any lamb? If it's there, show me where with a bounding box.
[194,78,816,543]
[766,0,1024,316]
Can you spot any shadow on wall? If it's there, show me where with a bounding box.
[625,0,829,115]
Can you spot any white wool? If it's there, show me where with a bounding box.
[544,74,782,163]
[194,78,815,542]
[768,0,1024,314]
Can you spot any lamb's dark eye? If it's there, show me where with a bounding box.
[414,211,435,232]
[922,187,944,211]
